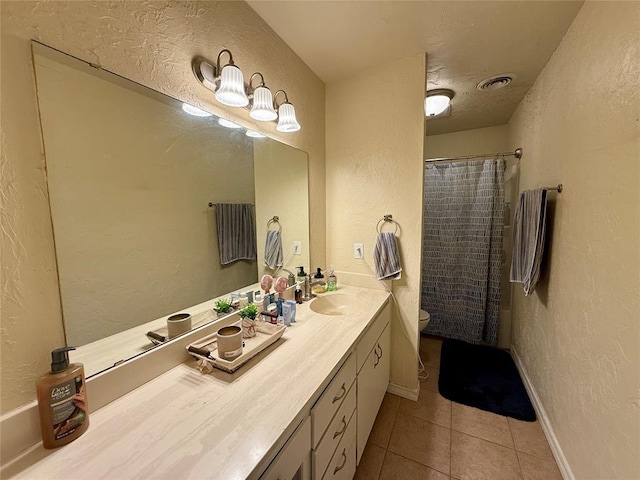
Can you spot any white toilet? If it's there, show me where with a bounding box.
[419,309,431,331]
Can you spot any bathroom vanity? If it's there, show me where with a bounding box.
[3,286,391,480]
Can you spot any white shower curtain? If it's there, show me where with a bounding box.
[421,158,504,345]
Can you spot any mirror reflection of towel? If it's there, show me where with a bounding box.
[214,203,257,265]
[374,232,402,280]
[264,230,283,269]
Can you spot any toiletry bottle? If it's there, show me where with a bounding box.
[312,267,326,294]
[295,282,303,304]
[36,347,90,449]
[327,266,338,291]
[296,266,307,287]
[239,292,248,309]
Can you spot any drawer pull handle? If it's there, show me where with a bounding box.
[333,449,347,475]
[378,343,383,359]
[333,416,347,439]
[332,383,346,404]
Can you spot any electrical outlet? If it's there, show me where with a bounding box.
[354,243,364,259]
[293,241,302,255]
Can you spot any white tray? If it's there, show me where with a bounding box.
[186,321,286,373]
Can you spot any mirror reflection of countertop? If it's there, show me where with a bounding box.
[4,285,390,480]
[70,281,264,377]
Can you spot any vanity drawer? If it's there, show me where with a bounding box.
[312,384,356,480]
[356,301,391,373]
[311,353,356,448]
[321,414,356,480]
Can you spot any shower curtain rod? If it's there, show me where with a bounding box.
[425,148,523,163]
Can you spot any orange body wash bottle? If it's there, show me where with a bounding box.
[36,347,90,448]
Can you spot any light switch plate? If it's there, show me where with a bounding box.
[354,243,364,259]
[293,241,302,255]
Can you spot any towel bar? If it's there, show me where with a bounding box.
[376,214,399,234]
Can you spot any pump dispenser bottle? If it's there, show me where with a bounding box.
[36,347,90,448]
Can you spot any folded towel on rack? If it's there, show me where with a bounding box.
[510,188,548,295]
[263,230,283,269]
[373,232,402,281]
[213,203,257,265]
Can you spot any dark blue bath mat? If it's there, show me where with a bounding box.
[438,339,536,421]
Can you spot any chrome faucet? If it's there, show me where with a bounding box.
[302,275,326,301]
[281,268,296,286]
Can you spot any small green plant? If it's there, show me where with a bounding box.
[213,298,233,314]
[239,302,259,320]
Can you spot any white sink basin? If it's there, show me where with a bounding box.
[309,293,365,316]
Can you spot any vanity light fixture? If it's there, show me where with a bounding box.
[218,118,243,129]
[181,103,213,117]
[248,73,278,121]
[425,89,455,117]
[274,90,301,132]
[192,50,301,132]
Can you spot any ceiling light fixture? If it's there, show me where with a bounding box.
[192,50,301,132]
[425,89,455,117]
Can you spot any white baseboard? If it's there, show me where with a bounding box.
[511,346,575,480]
[387,381,419,401]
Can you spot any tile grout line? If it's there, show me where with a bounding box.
[508,416,526,479]
[376,396,402,480]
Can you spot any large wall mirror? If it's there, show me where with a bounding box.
[32,42,310,377]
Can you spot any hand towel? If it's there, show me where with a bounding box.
[373,232,402,280]
[263,230,283,269]
[509,188,548,295]
[214,203,257,265]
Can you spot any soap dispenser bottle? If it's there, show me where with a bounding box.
[312,267,326,294]
[36,347,90,449]
[327,266,338,291]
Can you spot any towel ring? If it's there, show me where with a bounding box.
[267,216,281,233]
[376,215,398,234]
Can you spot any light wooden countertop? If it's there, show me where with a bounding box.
[4,286,390,480]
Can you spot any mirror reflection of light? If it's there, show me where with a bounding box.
[246,130,266,138]
[218,118,243,129]
[181,103,213,117]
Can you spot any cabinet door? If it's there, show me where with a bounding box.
[356,323,390,464]
[261,417,311,480]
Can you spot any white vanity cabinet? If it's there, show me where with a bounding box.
[261,417,312,480]
[356,302,391,464]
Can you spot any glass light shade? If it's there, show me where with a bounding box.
[249,86,278,121]
[215,64,249,107]
[181,103,213,117]
[246,130,266,138]
[218,118,243,129]
[425,95,451,117]
[276,102,301,132]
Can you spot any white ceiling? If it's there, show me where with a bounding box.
[247,1,584,135]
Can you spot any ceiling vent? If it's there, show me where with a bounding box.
[476,73,517,91]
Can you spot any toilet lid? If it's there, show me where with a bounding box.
[419,309,430,321]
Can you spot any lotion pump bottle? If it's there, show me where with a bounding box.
[36,347,90,449]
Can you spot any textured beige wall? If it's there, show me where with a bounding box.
[326,54,426,391]
[0,0,325,414]
[506,2,640,478]
[424,124,508,159]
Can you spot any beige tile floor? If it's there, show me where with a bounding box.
[354,337,563,480]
